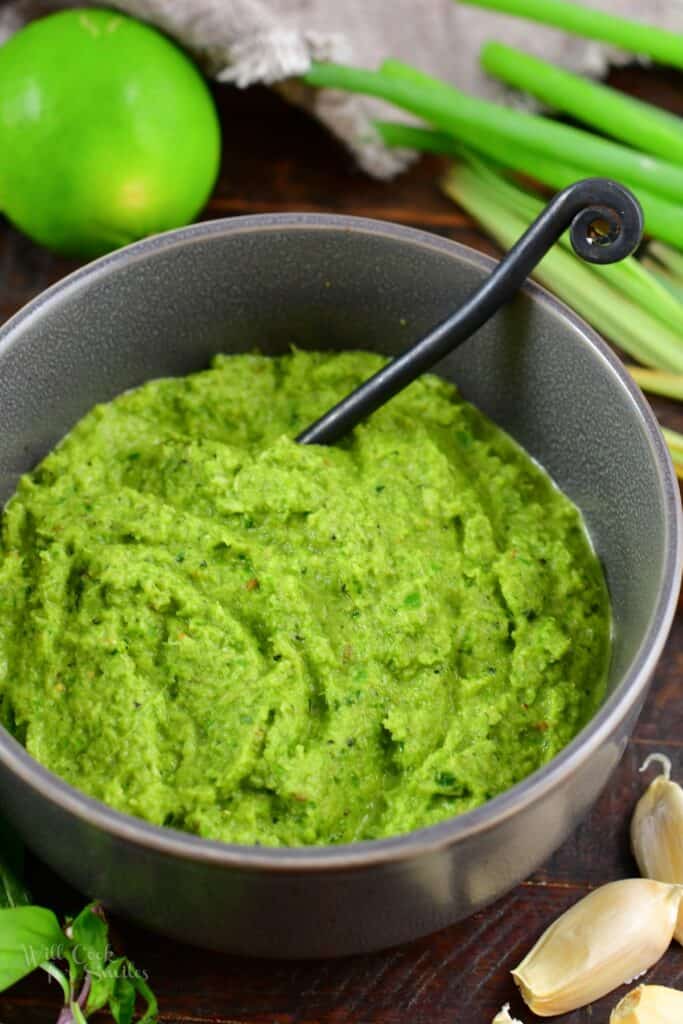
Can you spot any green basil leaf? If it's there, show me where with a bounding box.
[86,971,116,1014]
[132,969,159,1022]
[70,902,108,975]
[110,975,136,1024]
[86,954,129,1015]
[0,906,65,991]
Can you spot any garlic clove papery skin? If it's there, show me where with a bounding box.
[631,754,683,944]
[512,878,681,1017]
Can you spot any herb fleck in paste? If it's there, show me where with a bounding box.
[0,351,610,845]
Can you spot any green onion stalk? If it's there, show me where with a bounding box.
[628,368,683,403]
[377,58,683,249]
[304,61,683,206]
[647,242,683,284]
[455,0,683,71]
[662,428,683,480]
[479,41,683,165]
[374,115,683,252]
[303,61,683,249]
[642,243,683,303]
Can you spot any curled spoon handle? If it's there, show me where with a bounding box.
[296,178,643,447]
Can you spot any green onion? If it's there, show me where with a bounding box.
[377,59,683,248]
[456,0,683,70]
[628,368,683,401]
[642,243,683,301]
[649,241,683,281]
[457,137,682,251]
[661,428,683,478]
[377,58,683,221]
[597,260,683,340]
[375,116,683,250]
[650,272,683,304]
[663,427,683,453]
[441,160,683,371]
[374,121,461,158]
[304,62,683,206]
[641,263,683,304]
[480,42,683,164]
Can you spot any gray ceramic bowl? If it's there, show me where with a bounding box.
[0,214,680,958]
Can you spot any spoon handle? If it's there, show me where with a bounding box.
[296,178,643,446]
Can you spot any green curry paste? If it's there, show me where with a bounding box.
[0,350,610,845]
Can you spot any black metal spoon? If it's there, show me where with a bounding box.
[296,178,643,446]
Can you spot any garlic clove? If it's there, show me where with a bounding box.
[610,984,683,1023]
[493,1004,525,1023]
[512,879,681,1017]
[631,753,683,944]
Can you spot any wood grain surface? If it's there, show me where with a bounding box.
[0,64,682,1024]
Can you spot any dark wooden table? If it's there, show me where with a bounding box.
[1,65,682,1024]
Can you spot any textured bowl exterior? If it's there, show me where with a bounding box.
[0,214,679,957]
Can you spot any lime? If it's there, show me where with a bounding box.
[0,8,221,257]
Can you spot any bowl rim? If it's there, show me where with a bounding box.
[0,211,680,872]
